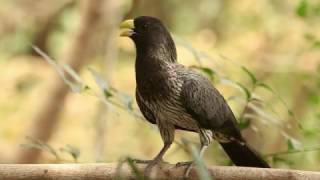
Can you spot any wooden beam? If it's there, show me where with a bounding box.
[0,163,319,180]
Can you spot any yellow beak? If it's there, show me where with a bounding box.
[120,19,134,37]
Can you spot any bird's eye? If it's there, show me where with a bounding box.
[142,24,148,30]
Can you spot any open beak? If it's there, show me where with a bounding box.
[120,19,134,37]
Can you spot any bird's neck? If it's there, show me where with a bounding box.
[135,40,177,76]
[138,42,176,59]
[135,35,177,63]
[135,54,172,83]
[134,43,178,95]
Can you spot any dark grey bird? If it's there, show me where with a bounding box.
[120,16,270,173]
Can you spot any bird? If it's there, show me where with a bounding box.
[120,16,270,174]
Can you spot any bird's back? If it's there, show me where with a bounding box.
[179,66,244,140]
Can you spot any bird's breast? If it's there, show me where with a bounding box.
[138,76,199,132]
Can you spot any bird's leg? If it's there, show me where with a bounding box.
[146,142,171,164]
[177,129,212,177]
[143,142,172,177]
[132,145,170,164]
[144,123,174,176]
[176,145,208,167]
[183,145,208,177]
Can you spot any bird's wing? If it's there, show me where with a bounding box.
[136,89,197,132]
[136,90,156,124]
[180,72,242,139]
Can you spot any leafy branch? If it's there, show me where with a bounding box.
[33,46,144,121]
[20,136,80,162]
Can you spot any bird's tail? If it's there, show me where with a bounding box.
[220,141,270,168]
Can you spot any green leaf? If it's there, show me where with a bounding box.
[296,0,308,17]
[257,82,294,117]
[304,33,315,41]
[235,82,251,100]
[241,66,257,85]
[33,46,84,93]
[226,96,244,103]
[302,127,319,137]
[303,34,320,49]
[60,145,80,162]
[272,156,293,165]
[313,41,320,48]
[266,145,320,158]
[120,94,134,110]
[88,68,113,99]
[285,137,302,151]
[190,66,216,81]
[21,136,60,160]
[126,157,144,180]
[308,93,320,105]
[287,139,295,151]
[190,145,213,180]
[313,5,320,16]
[104,90,113,99]
[238,118,251,130]
[83,85,90,91]
[256,82,274,93]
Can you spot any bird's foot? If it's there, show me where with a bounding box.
[131,158,168,177]
[143,158,167,177]
[175,161,193,167]
[176,161,194,178]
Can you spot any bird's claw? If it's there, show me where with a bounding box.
[176,161,194,178]
[143,158,167,177]
[175,161,193,168]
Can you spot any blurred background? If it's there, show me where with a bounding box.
[0,0,319,171]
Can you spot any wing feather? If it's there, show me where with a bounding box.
[136,90,156,124]
[180,72,242,139]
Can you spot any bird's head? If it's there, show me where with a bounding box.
[120,16,177,62]
[120,16,171,44]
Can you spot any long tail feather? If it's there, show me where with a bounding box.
[220,141,270,168]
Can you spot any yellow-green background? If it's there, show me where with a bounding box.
[0,0,319,170]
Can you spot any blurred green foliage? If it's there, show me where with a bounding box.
[0,0,319,173]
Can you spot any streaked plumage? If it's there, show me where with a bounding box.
[120,16,270,170]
